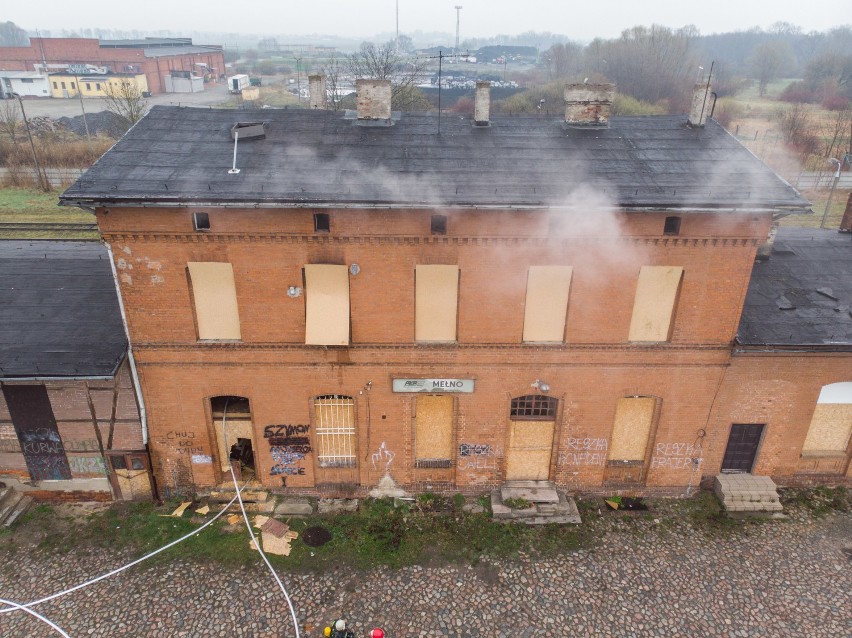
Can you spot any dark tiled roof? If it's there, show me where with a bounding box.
[737,228,852,347]
[61,106,810,212]
[0,241,127,378]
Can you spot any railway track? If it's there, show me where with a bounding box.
[0,222,99,232]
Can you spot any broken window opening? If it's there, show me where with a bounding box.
[664,216,681,236]
[431,214,448,235]
[192,212,210,231]
[314,213,330,233]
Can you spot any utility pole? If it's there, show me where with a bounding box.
[13,93,49,192]
[454,6,462,62]
[396,0,399,51]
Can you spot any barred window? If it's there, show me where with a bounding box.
[510,395,558,420]
[314,395,357,468]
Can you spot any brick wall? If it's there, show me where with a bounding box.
[708,352,851,485]
[95,204,849,495]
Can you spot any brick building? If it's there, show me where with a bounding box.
[0,241,152,501]
[0,37,224,95]
[60,81,851,497]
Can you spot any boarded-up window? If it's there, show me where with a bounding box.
[304,265,350,346]
[628,266,683,342]
[314,395,356,467]
[415,265,459,342]
[802,382,852,455]
[187,262,241,340]
[415,395,454,467]
[523,266,573,342]
[608,397,657,462]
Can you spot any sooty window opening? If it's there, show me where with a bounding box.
[192,212,210,231]
[431,215,448,235]
[664,216,681,236]
[314,213,330,233]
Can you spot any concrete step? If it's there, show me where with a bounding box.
[500,484,559,504]
[491,488,581,525]
[714,473,783,514]
[0,491,24,525]
[3,495,33,527]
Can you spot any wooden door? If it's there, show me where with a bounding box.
[109,453,153,500]
[506,420,555,480]
[721,424,764,473]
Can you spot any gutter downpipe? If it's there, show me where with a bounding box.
[103,239,148,446]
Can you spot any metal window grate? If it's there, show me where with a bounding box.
[314,394,356,468]
[415,459,453,469]
[510,395,558,420]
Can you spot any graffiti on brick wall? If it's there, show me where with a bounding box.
[20,428,64,455]
[457,443,500,471]
[27,456,72,481]
[265,424,311,485]
[164,430,204,456]
[558,438,608,466]
[68,455,107,475]
[370,441,395,471]
[64,439,100,452]
[650,442,703,470]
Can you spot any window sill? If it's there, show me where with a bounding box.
[800,451,848,459]
[607,459,643,467]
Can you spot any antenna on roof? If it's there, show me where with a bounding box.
[229,130,241,174]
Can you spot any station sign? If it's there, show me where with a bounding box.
[392,378,475,393]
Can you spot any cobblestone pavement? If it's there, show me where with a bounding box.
[0,511,849,638]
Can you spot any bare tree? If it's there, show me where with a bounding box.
[584,25,697,109]
[750,41,794,96]
[0,99,22,146]
[103,79,148,135]
[347,42,430,111]
[320,55,347,111]
[0,21,28,46]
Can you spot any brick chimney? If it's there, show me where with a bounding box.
[688,82,711,127]
[474,81,491,126]
[840,192,852,233]
[356,79,392,121]
[308,74,326,110]
[564,83,615,128]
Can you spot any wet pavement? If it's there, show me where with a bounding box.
[0,508,849,637]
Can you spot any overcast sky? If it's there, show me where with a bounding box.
[7,0,851,41]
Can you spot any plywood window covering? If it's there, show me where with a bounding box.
[523,266,573,342]
[415,395,454,468]
[510,395,558,421]
[314,395,356,468]
[187,262,242,340]
[628,266,684,342]
[304,264,350,346]
[802,382,852,455]
[608,397,657,462]
[415,265,459,342]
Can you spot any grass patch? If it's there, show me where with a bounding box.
[779,486,850,518]
[4,489,845,574]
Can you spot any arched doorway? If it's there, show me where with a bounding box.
[505,395,558,481]
[210,396,255,482]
